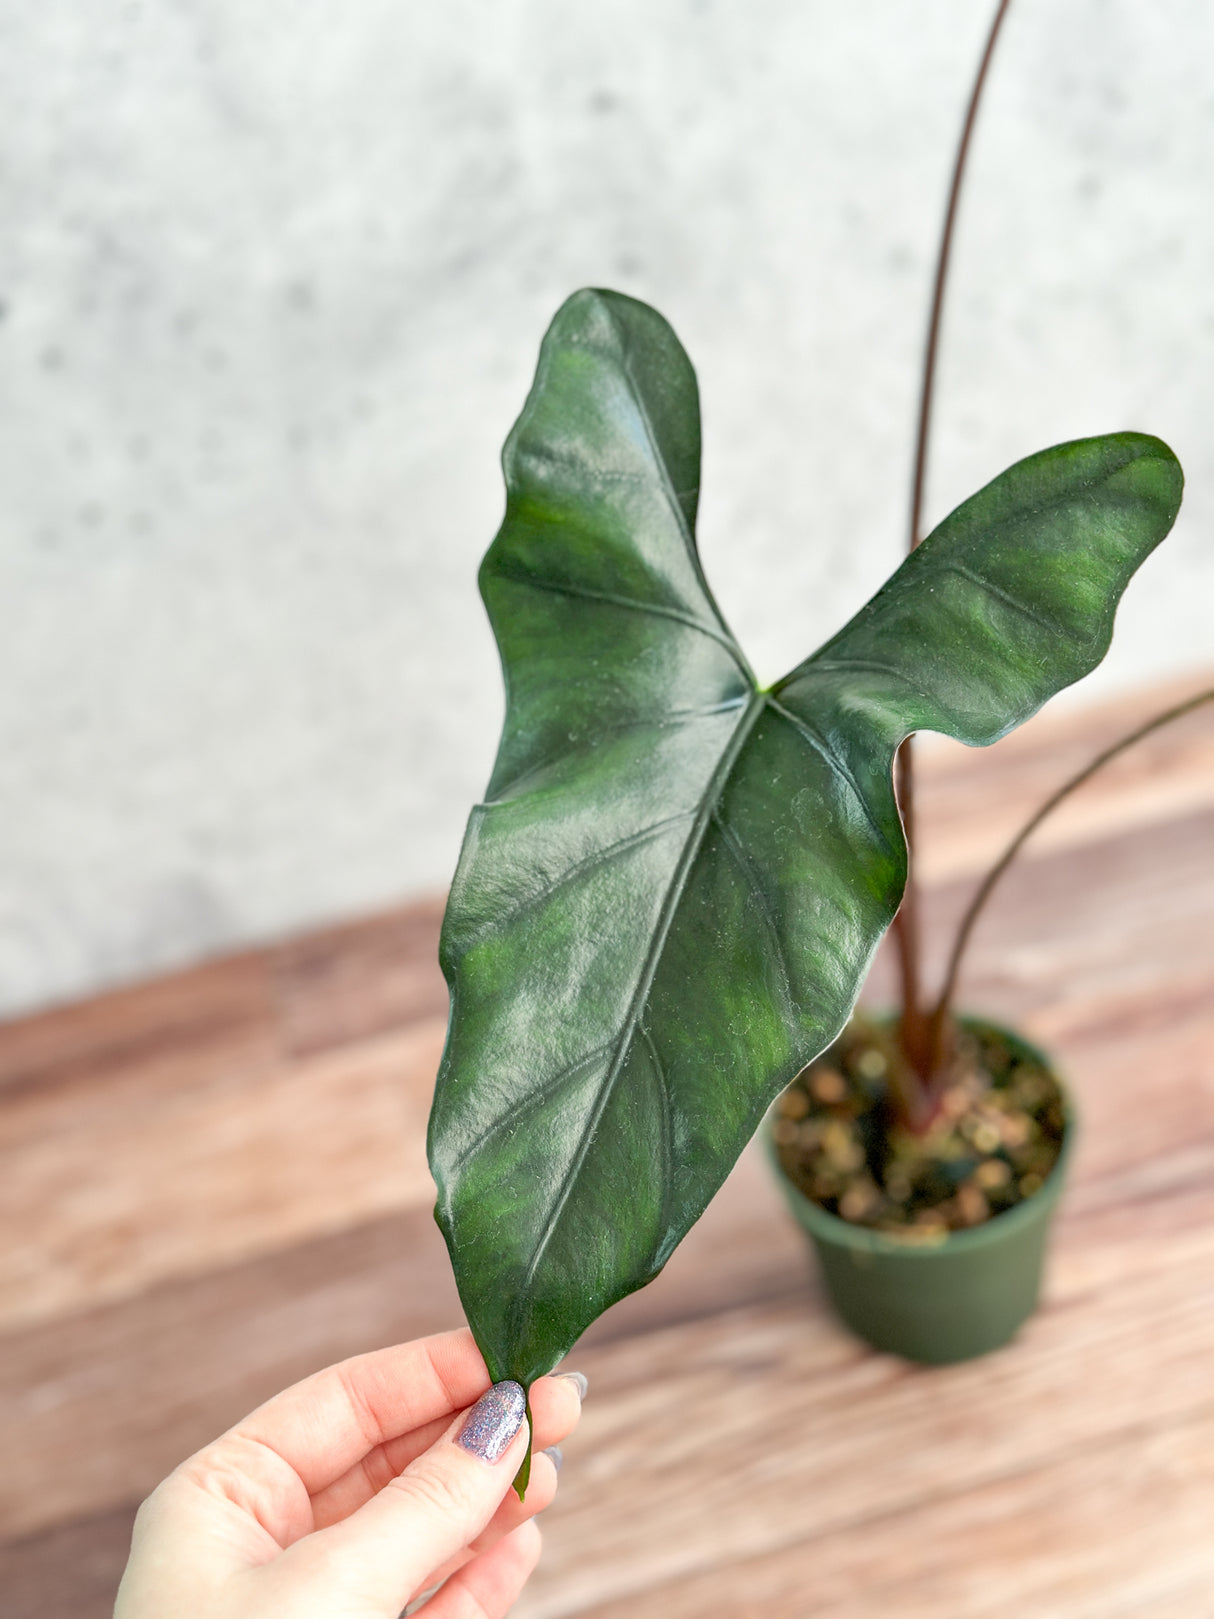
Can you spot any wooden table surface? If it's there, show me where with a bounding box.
[3,673,1213,1617]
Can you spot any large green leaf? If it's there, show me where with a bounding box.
[428,287,1182,1391]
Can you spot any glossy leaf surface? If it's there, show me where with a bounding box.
[428,288,1182,1389]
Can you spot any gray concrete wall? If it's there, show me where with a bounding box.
[2,0,1212,1017]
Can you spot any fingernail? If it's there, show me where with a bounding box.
[554,1370,588,1402]
[540,1444,563,1475]
[402,1583,442,1616]
[456,1380,526,1463]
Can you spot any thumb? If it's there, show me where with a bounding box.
[273,1381,530,1614]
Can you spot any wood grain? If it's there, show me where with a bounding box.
[0,1018,446,1328]
[0,1507,139,1619]
[562,1406,1214,1619]
[1,672,1212,1618]
[4,982,1210,1544]
[0,1141,812,1541]
[518,1247,1214,1616]
[913,671,1214,883]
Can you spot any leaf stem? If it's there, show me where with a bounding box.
[891,747,932,1103]
[907,0,1013,558]
[893,0,1013,1098]
[928,684,1214,1056]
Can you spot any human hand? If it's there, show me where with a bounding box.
[114,1327,585,1618]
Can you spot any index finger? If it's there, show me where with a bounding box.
[231,1328,492,1495]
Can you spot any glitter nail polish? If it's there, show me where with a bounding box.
[455,1380,526,1462]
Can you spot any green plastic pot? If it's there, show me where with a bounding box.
[768,1019,1074,1364]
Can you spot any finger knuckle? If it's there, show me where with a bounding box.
[389,1460,477,1526]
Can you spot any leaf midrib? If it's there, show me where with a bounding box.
[511,687,767,1322]
[602,299,756,690]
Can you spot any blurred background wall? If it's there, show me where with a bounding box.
[1,0,1211,1019]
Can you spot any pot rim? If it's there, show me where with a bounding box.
[767,1011,1075,1260]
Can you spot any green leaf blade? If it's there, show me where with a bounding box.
[430,291,1182,1390]
[779,432,1183,748]
[432,289,762,1384]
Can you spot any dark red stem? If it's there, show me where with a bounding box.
[893,0,1013,1111]
[927,685,1214,1058]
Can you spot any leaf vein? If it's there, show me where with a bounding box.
[491,567,749,669]
[637,1020,674,1254]
[483,697,750,803]
[765,696,896,856]
[454,811,698,949]
[938,561,1060,635]
[442,1040,616,1181]
[798,657,919,688]
[603,301,754,686]
[710,807,797,1018]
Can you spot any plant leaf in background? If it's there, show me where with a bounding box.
[427,288,1182,1395]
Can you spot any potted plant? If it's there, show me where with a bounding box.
[424,0,1208,1488]
[756,0,1212,1366]
[766,674,1211,1365]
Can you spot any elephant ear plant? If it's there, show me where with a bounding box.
[426,284,1183,1489]
[426,0,1207,1486]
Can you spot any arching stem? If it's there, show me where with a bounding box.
[925,684,1214,1068]
[893,0,1013,1093]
